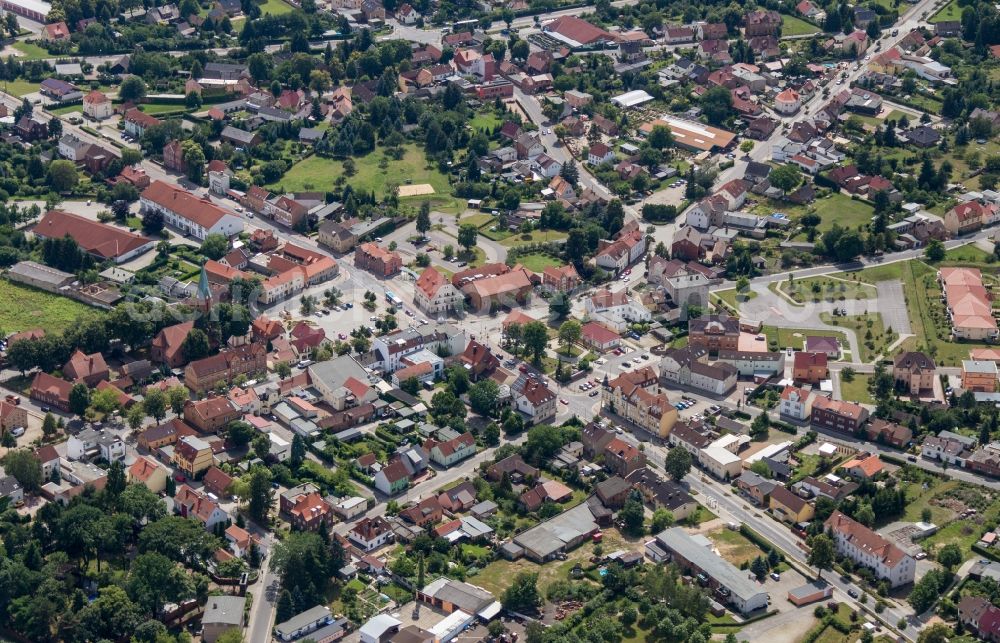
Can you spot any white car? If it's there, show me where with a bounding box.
[10,426,24,437]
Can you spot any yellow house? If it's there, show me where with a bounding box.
[172,435,214,477]
[127,456,168,494]
[769,485,815,524]
[601,367,678,438]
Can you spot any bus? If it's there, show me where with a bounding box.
[385,291,403,308]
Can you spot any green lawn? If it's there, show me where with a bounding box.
[2,79,40,97]
[470,112,502,133]
[460,213,495,228]
[516,253,562,272]
[712,288,756,313]
[11,41,51,60]
[704,527,766,566]
[49,104,83,116]
[499,229,568,248]
[943,244,994,264]
[270,145,460,211]
[135,102,189,115]
[812,192,875,232]
[839,373,873,404]
[763,325,848,353]
[781,14,821,35]
[0,278,102,334]
[258,0,295,14]
[930,0,962,22]
[820,312,890,362]
[779,276,877,304]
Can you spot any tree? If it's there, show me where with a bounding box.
[740,140,755,155]
[401,376,420,395]
[182,328,211,361]
[69,382,90,416]
[458,224,478,253]
[909,570,944,613]
[769,164,801,194]
[143,388,168,423]
[521,321,549,365]
[469,379,500,417]
[557,319,581,355]
[917,624,952,643]
[647,125,673,150]
[701,86,734,125]
[619,497,645,536]
[42,412,57,437]
[549,292,571,319]
[651,509,674,533]
[936,543,962,570]
[290,435,306,469]
[167,386,189,414]
[125,404,147,431]
[181,139,206,183]
[924,238,945,262]
[502,572,540,613]
[119,76,147,102]
[276,589,294,623]
[807,534,835,578]
[48,160,79,193]
[201,234,229,260]
[749,413,769,441]
[3,449,42,492]
[416,201,432,238]
[142,207,164,234]
[664,447,692,482]
[248,467,273,523]
[855,503,875,527]
[227,421,254,447]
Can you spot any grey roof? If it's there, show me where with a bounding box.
[513,501,599,559]
[0,476,21,497]
[460,516,494,539]
[274,605,332,638]
[736,471,776,494]
[203,595,245,626]
[788,580,831,600]
[220,125,258,145]
[8,261,73,287]
[471,500,498,514]
[421,577,495,613]
[654,527,768,604]
[359,614,400,641]
[308,355,372,393]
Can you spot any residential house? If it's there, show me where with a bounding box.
[825,510,915,586]
[793,352,828,384]
[811,397,869,434]
[779,385,813,421]
[893,351,936,395]
[172,435,214,477]
[769,485,815,524]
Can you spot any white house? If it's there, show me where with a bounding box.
[140,180,243,241]
[511,376,556,423]
[67,428,125,462]
[414,267,464,316]
[779,385,813,421]
[83,90,112,120]
[371,324,466,373]
[585,289,651,333]
[348,517,394,552]
[774,88,801,115]
[587,142,616,166]
[699,446,743,480]
[826,511,915,587]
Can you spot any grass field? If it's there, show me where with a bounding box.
[820,312,889,362]
[839,373,873,404]
[258,0,295,14]
[499,229,568,248]
[943,244,994,264]
[0,279,101,334]
[780,276,877,304]
[812,193,876,232]
[764,325,849,352]
[11,41,50,60]
[930,0,962,22]
[136,102,190,115]
[516,253,562,272]
[704,527,766,566]
[469,112,502,133]
[270,145,460,211]
[781,14,821,35]
[2,79,40,97]
[712,288,756,312]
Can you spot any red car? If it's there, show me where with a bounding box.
[518,365,528,373]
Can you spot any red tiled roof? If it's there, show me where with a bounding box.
[35,210,153,261]
[141,180,232,230]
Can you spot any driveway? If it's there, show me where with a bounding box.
[736,283,863,360]
[874,280,912,335]
[736,606,819,643]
